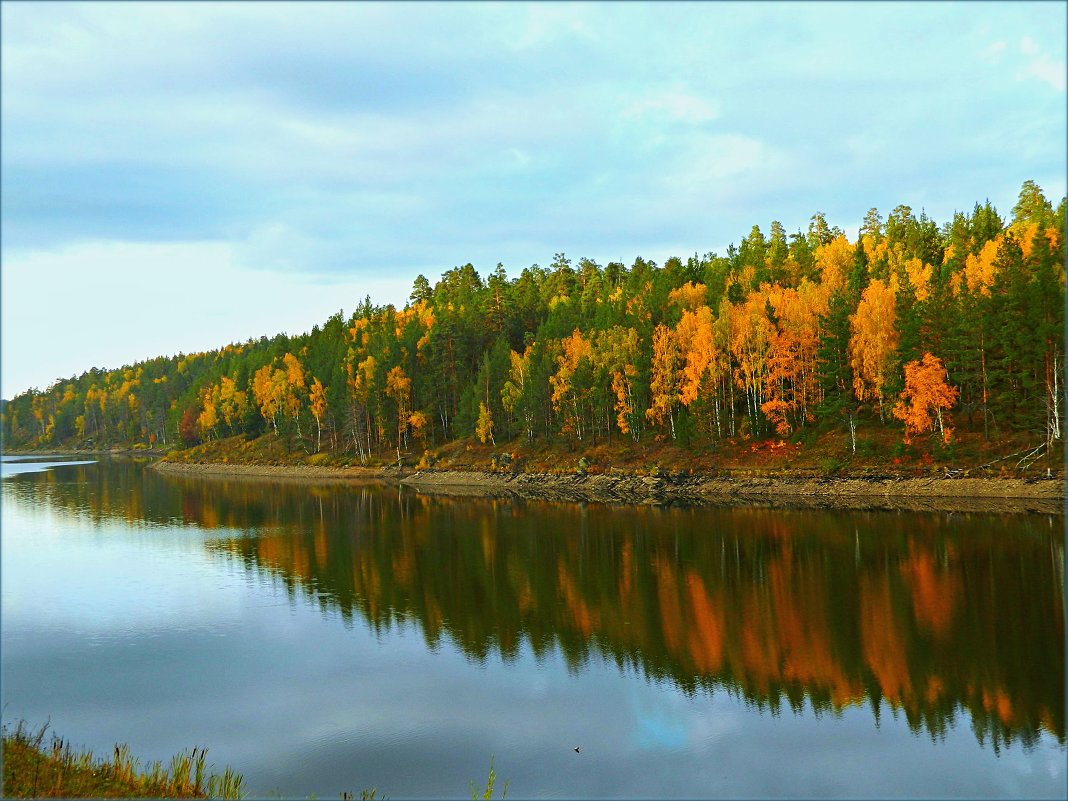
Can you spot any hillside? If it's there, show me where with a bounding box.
[4,181,1064,476]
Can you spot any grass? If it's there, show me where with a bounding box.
[470,757,508,801]
[1,720,244,799]
[3,720,508,800]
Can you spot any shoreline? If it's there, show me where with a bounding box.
[2,447,168,458]
[150,460,1065,514]
[151,460,410,481]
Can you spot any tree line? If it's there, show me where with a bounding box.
[3,180,1064,461]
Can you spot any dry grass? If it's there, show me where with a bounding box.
[1,720,244,799]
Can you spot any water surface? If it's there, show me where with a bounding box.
[2,457,1064,798]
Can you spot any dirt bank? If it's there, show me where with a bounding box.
[399,469,1065,514]
[148,460,1064,513]
[150,460,411,481]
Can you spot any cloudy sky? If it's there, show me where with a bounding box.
[2,1,1065,399]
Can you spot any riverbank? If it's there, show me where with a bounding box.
[2,446,168,458]
[150,460,1064,513]
[152,460,410,481]
[0,720,243,799]
[400,468,1064,513]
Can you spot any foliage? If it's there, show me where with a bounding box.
[470,757,508,801]
[892,353,959,443]
[2,182,1062,469]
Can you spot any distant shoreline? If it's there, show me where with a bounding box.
[2,447,167,458]
[150,460,1064,514]
[150,460,409,482]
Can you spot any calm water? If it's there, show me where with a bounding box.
[1,456,1064,798]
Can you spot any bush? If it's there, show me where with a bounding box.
[792,425,821,449]
[819,457,844,474]
[934,437,956,462]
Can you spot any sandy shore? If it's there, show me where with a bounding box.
[150,460,1064,513]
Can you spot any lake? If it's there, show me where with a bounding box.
[1,455,1064,798]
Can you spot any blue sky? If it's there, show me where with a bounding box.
[2,1,1065,399]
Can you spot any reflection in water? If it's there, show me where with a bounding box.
[6,459,1065,755]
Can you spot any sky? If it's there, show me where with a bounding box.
[2,1,1065,400]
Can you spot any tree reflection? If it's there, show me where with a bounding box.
[6,460,1064,752]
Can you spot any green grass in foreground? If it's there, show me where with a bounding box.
[1,720,244,799]
[470,756,508,800]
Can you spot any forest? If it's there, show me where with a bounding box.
[3,180,1064,469]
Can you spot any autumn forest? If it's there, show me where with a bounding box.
[4,181,1065,469]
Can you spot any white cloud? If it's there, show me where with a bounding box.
[0,240,411,398]
[508,148,532,169]
[981,40,1007,62]
[674,134,789,189]
[845,135,887,162]
[1015,36,1066,91]
[622,88,720,125]
[510,3,599,50]
[1,1,1065,399]
[234,222,326,273]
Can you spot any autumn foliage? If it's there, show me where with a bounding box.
[893,353,959,443]
[3,181,1063,464]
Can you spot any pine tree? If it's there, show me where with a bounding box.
[987,236,1033,431]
